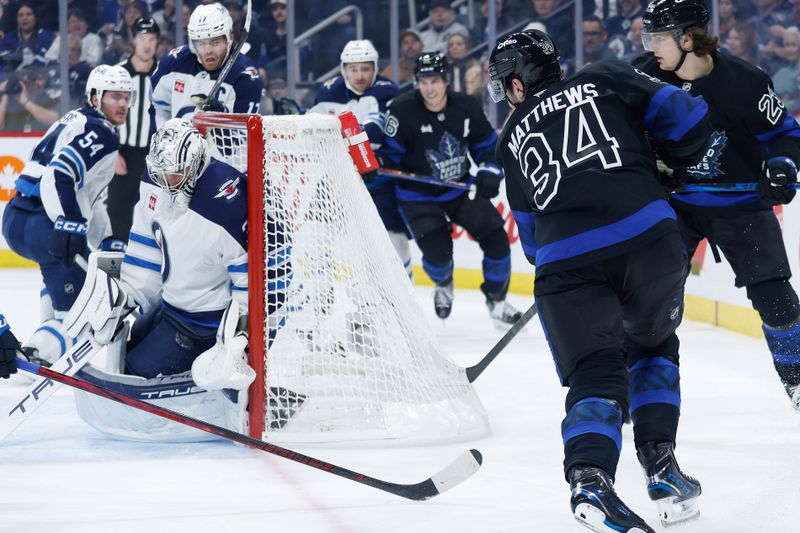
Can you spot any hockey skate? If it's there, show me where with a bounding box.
[569,466,656,533]
[486,299,523,330]
[637,441,702,528]
[433,281,454,319]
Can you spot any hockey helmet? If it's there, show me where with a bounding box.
[85,64,136,111]
[487,30,561,103]
[146,119,209,196]
[188,3,233,58]
[340,39,379,94]
[643,0,709,33]
[414,52,449,81]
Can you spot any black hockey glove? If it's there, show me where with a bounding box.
[100,237,127,253]
[202,98,226,112]
[758,157,798,205]
[273,97,303,116]
[655,160,687,191]
[473,169,503,199]
[0,317,20,378]
[48,215,88,268]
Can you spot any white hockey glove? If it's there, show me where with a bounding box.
[191,300,255,391]
[63,252,134,345]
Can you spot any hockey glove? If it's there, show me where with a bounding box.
[273,97,303,116]
[473,168,503,199]
[201,97,226,112]
[191,299,255,391]
[0,315,20,378]
[655,160,687,191]
[48,216,88,268]
[758,157,797,205]
[100,237,127,253]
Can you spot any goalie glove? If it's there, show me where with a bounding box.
[191,299,255,391]
[63,252,134,345]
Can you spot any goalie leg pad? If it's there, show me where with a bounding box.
[22,319,75,365]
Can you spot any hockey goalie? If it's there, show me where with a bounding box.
[62,118,291,441]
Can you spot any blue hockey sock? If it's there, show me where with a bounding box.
[628,356,681,448]
[562,397,623,480]
[763,321,800,395]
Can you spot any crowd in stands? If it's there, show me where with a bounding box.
[2,0,800,131]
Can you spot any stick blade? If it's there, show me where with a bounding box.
[402,449,482,501]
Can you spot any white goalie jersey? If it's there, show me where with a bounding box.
[121,159,250,323]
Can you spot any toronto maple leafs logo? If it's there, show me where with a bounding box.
[537,38,555,55]
[425,131,468,182]
[686,130,727,179]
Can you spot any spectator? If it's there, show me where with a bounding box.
[605,0,645,40]
[471,0,515,46]
[0,2,58,77]
[380,28,423,84]
[582,15,617,68]
[0,64,59,131]
[156,34,175,58]
[622,15,645,62]
[446,32,475,93]
[249,0,299,81]
[528,0,575,60]
[772,26,800,114]
[751,0,790,66]
[67,33,92,109]
[68,8,103,66]
[419,0,468,54]
[103,0,147,65]
[308,0,357,78]
[726,21,761,67]
[153,0,177,39]
[719,0,744,45]
[99,0,132,40]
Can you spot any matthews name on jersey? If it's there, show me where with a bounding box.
[14,107,119,228]
[122,158,290,331]
[149,46,262,130]
[383,91,501,202]
[497,60,710,276]
[634,51,800,212]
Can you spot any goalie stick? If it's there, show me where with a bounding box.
[198,0,252,109]
[677,182,800,192]
[466,303,536,383]
[378,168,478,200]
[17,358,483,501]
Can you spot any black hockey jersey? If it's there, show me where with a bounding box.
[497,60,710,276]
[383,91,501,203]
[634,52,800,212]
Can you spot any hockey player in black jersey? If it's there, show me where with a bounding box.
[489,30,711,532]
[635,0,800,414]
[382,52,522,328]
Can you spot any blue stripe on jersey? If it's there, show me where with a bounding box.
[382,136,407,164]
[756,114,800,144]
[152,98,170,107]
[645,85,709,142]
[53,154,81,183]
[128,232,159,248]
[162,300,223,329]
[670,191,761,207]
[227,263,248,273]
[395,179,471,203]
[512,210,538,259]
[470,132,498,158]
[123,254,161,272]
[61,146,86,180]
[49,159,75,180]
[535,200,675,267]
[230,284,247,291]
[14,176,40,197]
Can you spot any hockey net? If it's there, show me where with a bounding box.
[193,112,489,444]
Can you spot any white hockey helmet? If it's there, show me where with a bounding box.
[85,64,136,112]
[146,119,209,196]
[188,3,233,59]
[340,39,379,94]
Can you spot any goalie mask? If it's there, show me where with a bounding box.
[487,30,561,103]
[340,39,379,95]
[188,3,233,62]
[146,119,209,196]
[85,64,136,112]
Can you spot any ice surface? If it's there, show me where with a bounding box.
[1,268,797,532]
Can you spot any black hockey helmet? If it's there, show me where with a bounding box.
[487,29,561,103]
[414,52,450,80]
[643,0,709,34]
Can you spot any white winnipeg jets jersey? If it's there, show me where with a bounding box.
[149,46,262,131]
[121,159,250,324]
[14,107,119,230]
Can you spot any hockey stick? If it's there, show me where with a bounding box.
[466,303,536,383]
[378,168,477,200]
[16,358,483,500]
[200,0,252,108]
[676,182,800,192]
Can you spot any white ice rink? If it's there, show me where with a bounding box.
[1,267,798,533]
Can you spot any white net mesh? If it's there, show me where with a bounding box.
[199,113,489,445]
